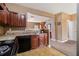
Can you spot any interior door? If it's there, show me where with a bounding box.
[68,20,76,41]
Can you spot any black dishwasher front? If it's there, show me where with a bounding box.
[17,35,31,53]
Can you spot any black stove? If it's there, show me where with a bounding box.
[0,40,17,56]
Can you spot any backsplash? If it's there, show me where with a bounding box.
[0,26,6,36]
[10,27,25,30]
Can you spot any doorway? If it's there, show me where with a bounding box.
[67,20,76,41]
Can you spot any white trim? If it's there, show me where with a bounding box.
[57,39,68,43]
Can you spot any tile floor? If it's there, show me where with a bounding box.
[51,40,77,56]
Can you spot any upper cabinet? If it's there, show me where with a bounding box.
[0,10,9,26]
[9,11,18,27]
[0,3,26,27]
[0,3,9,26]
[9,11,26,27]
[18,14,26,27]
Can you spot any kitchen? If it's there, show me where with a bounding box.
[0,3,54,56]
[0,3,77,56]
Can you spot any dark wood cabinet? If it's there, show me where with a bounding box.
[31,34,48,49]
[0,3,10,26]
[39,34,45,46]
[9,11,18,27]
[17,14,20,27]
[31,35,39,49]
[16,35,48,53]
[38,33,48,46]
[16,34,48,53]
[0,10,9,26]
[9,11,26,27]
[44,33,48,46]
[0,3,26,27]
[18,14,26,27]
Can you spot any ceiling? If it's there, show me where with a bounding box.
[17,3,77,14]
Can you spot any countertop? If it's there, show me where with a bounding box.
[0,29,47,41]
[0,33,39,41]
[0,35,16,41]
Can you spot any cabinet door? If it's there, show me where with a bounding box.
[44,33,48,46]
[9,12,26,27]
[18,14,22,27]
[14,12,18,27]
[7,12,11,26]
[9,12,14,26]
[20,14,26,27]
[23,14,26,27]
[14,13,18,27]
[17,14,20,27]
[39,34,45,46]
[9,11,18,27]
[31,35,39,49]
[0,11,4,24]
[20,14,23,27]
[0,10,8,25]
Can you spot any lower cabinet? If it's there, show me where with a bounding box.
[39,34,45,46]
[44,33,48,46]
[31,35,39,49]
[16,34,48,53]
[38,33,48,46]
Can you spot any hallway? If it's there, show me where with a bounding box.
[51,40,76,56]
